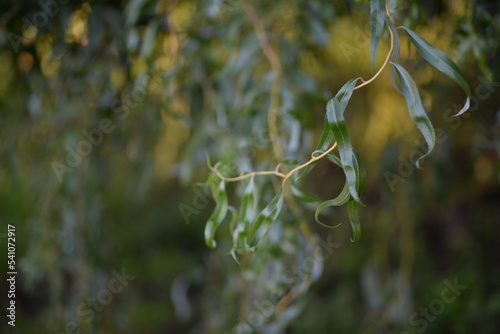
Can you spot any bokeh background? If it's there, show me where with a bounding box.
[1,0,499,333]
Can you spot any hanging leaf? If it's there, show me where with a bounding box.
[230,176,259,255]
[246,188,285,248]
[370,0,386,68]
[348,200,361,241]
[299,79,359,178]
[291,183,318,203]
[314,182,350,228]
[315,149,365,228]
[400,27,471,116]
[387,15,403,94]
[391,62,436,168]
[204,180,229,248]
[326,97,361,203]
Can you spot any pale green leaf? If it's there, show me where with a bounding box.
[246,188,284,248]
[348,200,361,242]
[204,180,229,248]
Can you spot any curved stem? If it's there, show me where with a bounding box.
[207,142,338,184]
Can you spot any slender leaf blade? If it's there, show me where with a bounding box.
[204,180,229,248]
[300,79,359,178]
[401,27,471,116]
[326,98,361,203]
[246,188,284,248]
[370,0,386,68]
[348,200,361,241]
[314,181,350,228]
[391,63,436,168]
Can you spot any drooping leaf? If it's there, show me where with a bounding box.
[326,97,361,203]
[348,200,361,241]
[314,149,365,228]
[370,0,386,68]
[237,176,258,226]
[387,15,403,94]
[246,188,284,248]
[204,180,229,248]
[291,183,318,202]
[391,62,436,168]
[299,79,359,178]
[314,182,349,228]
[325,153,342,167]
[400,27,471,116]
[231,177,258,255]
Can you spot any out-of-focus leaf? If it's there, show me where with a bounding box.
[230,176,258,255]
[400,27,471,116]
[291,183,318,202]
[370,0,386,68]
[204,180,229,248]
[348,200,361,241]
[246,188,284,248]
[391,63,435,168]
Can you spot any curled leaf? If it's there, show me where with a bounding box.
[391,62,436,168]
[400,27,471,116]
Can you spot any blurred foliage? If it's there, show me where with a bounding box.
[0,0,499,334]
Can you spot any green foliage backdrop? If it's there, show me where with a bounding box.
[0,0,499,333]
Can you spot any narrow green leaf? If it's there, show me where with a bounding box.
[352,148,366,195]
[246,188,284,248]
[237,176,258,226]
[204,180,229,248]
[400,27,471,116]
[299,79,359,179]
[314,181,350,228]
[348,200,361,242]
[326,98,361,203]
[291,183,318,202]
[325,153,342,167]
[391,63,436,168]
[370,0,386,68]
[314,149,365,229]
[387,15,403,94]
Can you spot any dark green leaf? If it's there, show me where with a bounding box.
[326,97,361,203]
[400,27,471,116]
[299,79,359,178]
[391,62,436,168]
[314,182,349,228]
